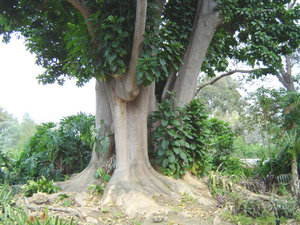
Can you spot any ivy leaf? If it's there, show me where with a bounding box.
[162,159,169,168]
[161,119,168,127]
[161,140,169,150]
[169,154,175,163]
[171,120,181,126]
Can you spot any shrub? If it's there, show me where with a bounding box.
[11,113,95,184]
[22,176,61,197]
[149,96,235,178]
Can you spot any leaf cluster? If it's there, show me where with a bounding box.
[22,176,60,197]
[137,0,196,86]
[203,0,300,78]
[149,94,235,178]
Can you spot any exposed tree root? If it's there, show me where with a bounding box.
[101,168,215,218]
[56,153,115,192]
[56,163,101,192]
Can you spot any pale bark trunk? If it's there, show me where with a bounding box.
[291,158,299,199]
[277,56,295,91]
[104,82,162,185]
[57,79,114,191]
[172,0,221,106]
[291,131,299,200]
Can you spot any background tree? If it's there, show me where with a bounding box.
[0,107,20,153]
[196,77,245,121]
[0,108,36,156]
[1,0,299,216]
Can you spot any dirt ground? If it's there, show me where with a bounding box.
[18,183,234,225]
[17,181,300,225]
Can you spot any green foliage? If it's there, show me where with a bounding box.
[0,108,36,157]
[137,0,196,86]
[209,118,235,167]
[56,194,74,207]
[22,176,60,197]
[1,0,299,89]
[149,96,210,178]
[11,113,95,184]
[94,167,111,183]
[233,136,268,159]
[0,185,76,224]
[0,151,11,184]
[243,88,300,178]
[149,95,235,178]
[89,167,111,195]
[204,0,300,78]
[208,167,233,195]
[271,196,298,219]
[223,211,287,225]
[88,184,105,195]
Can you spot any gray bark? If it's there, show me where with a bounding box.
[113,0,147,101]
[57,79,114,191]
[172,0,222,106]
[277,55,295,91]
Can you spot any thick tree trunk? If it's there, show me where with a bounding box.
[99,82,212,216]
[57,80,114,192]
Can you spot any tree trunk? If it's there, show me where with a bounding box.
[172,0,221,106]
[98,81,211,216]
[291,130,299,200]
[57,80,114,192]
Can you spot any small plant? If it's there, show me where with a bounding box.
[88,184,105,195]
[149,96,235,178]
[208,165,233,195]
[276,183,289,196]
[180,192,196,203]
[102,208,109,213]
[56,193,74,207]
[22,176,61,197]
[89,167,111,195]
[243,199,265,218]
[94,167,111,183]
[270,196,297,219]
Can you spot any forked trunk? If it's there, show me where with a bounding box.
[101,82,212,216]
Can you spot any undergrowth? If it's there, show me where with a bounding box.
[208,168,299,224]
[0,185,76,224]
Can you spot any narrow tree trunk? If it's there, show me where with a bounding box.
[291,130,299,199]
[172,0,221,106]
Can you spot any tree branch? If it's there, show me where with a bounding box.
[195,69,257,95]
[278,55,295,91]
[67,0,98,49]
[113,0,147,101]
[172,0,222,106]
[286,55,292,78]
[161,71,176,101]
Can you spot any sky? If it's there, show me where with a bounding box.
[0,35,95,123]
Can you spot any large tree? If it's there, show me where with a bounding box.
[1,0,299,216]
